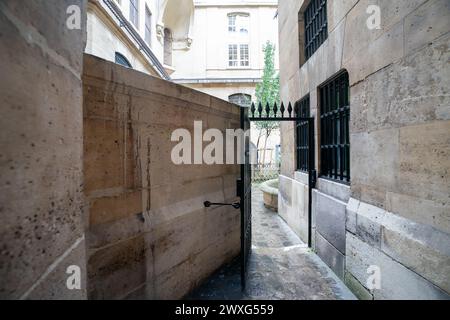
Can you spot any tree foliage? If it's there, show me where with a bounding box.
[254,41,280,132]
[253,41,280,164]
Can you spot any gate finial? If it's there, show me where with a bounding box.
[250,102,256,118]
[280,102,285,117]
[288,102,293,117]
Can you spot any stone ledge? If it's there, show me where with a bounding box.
[316,178,350,203]
[346,197,450,295]
[346,232,449,299]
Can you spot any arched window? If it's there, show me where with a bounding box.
[228,13,249,34]
[228,93,251,107]
[115,52,132,68]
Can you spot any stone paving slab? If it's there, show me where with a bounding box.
[186,187,356,300]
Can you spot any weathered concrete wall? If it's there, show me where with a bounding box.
[278,0,450,299]
[0,0,87,299]
[83,54,241,299]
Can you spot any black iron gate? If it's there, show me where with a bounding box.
[239,106,252,289]
[238,102,316,290]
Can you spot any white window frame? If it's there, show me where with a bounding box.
[228,15,236,32]
[239,44,249,67]
[145,5,152,46]
[227,13,250,68]
[228,44,249,68]
[130,0,139,28]
[228,13,249,34]
[228,44,238,67]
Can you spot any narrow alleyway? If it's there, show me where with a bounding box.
[186,187,356,300]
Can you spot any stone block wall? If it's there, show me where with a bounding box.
[278,0,450,299]
[83,54,241,299]
[0,0,88,299]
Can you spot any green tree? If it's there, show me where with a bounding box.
[254,41,280,164]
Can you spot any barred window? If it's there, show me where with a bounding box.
[304,0,327,60]
[130,0,139,28]
[319,71,350,183]
[296,95,311,172]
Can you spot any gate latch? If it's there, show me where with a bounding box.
[204,201,240,209]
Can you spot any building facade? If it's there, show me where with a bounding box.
[278,0,450,299]
[85,0,195,79]
[171,0,279,104]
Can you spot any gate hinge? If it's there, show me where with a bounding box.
[310,169,317,187]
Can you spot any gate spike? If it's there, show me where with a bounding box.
[250,102,256,118]
[294,102,299,117]
[273,102,278,118]
[258,102,263,117]
[288,102,293,117]
[265,102,271,118]
[280,102,285,117]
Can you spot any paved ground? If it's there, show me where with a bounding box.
[186,187,356,300]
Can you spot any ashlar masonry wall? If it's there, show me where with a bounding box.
[278,0,450,299]
[0,0,88,299]
[83,54,241,299]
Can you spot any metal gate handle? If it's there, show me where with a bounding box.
[204,201,240,209]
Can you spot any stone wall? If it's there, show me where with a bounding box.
[83,54,241,299]
[0,0,87,299]
[278,0,450,299]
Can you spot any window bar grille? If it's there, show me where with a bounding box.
[304,0,328,60]
[296,95,311,172]
[319,71,350,183]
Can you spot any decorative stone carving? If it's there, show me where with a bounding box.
[156,23,164,41]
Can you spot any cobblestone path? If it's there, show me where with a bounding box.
[186,186,355,300]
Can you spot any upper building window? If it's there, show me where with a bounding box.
[228,13,249,34]
[227,13,250,68]
[130,0,139,28]
[239,44,249,67]
[145,6,152,46]
[228,44,238,67]
[304,0,328,60]
[115,52,132,68]
[228,14,236,32]
[228,44,249,67]
[319,71,350,183]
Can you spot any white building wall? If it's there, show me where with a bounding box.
[172,0,279,103]
[85,0,194,78]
